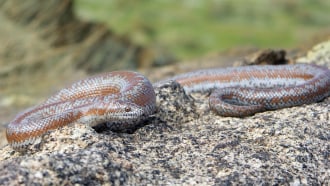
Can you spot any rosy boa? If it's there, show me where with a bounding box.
[6,64,330,150]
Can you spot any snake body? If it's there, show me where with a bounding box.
[6,64,330,149]
[6,71,156,149]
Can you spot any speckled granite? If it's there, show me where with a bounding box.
[0,41,329,185]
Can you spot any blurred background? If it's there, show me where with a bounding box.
[75,0,330,60]
[0,0,329,145]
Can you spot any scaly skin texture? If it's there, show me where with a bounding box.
[6,64,330,150]
[6,71,156,149]
[160,64,330,117]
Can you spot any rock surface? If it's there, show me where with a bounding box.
[0,0,173,144]
[0,41,329,185]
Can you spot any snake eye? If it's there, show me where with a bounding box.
[125,106,131,112]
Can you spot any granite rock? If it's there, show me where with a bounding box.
[0,41,329,185]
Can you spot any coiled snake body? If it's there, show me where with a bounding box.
[6,64,330,149]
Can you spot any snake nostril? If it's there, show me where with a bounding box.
[125,106,131,112]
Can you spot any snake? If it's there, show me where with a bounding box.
[6,63,330,149]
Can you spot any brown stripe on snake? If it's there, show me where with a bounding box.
[6,71,156,149]
[6,64,330,149]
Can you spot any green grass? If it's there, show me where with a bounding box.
[74,0,330,60]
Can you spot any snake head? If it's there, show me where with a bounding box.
[77,100,151,132]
